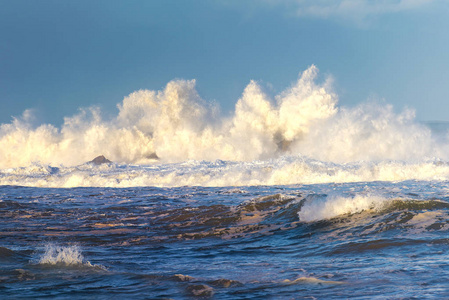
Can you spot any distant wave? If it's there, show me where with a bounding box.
[1,157,449,188]
[1,66,449,187]
[1,65,447,168]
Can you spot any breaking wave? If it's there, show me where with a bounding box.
[1,65,449,187]
[298,194,390,222]
[2,158,449,188]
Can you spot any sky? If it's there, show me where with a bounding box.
[1,0,449,125]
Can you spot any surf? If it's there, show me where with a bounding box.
[1,66,449,188]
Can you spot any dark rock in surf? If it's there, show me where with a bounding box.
[277,139,292,152]
[274,132,292,152]
[147,152,159,160]
[90,155,112,165]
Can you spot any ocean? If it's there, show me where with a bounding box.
[2,181,449,299]
[2,67,449,298]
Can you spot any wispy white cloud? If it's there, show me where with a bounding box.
[263,0,436,24]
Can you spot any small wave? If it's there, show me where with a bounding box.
[147,193,301,240]
[386,199,449,211]
[298,193,449,223]
[330,239,426,254]
[282,276,345,285]
[297,193,449,242]
[0,247,31,263]
[0,246,16,257]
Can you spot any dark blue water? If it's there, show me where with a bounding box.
[1,183,449,299]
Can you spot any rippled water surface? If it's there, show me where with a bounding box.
[2,182,449,299]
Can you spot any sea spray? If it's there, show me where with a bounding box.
[0,65,448,172]
[294,102,436,163]
[36,243,106,270]
[38,244,87,266]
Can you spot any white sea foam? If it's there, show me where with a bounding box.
[2,157,449,188]
[405,211,449,233]
[298,194,391,222]
[1,66,449,187]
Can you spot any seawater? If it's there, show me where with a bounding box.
[2,183,449,299]
[2,66,449,298]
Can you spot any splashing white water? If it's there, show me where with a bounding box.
[299,194,391,222]
[2,157,449,188]
[1,65,449,187]
[38,244,92,267]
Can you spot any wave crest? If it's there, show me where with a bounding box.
[298,194,390,222]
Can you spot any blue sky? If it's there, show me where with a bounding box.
[1,0,449,125]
